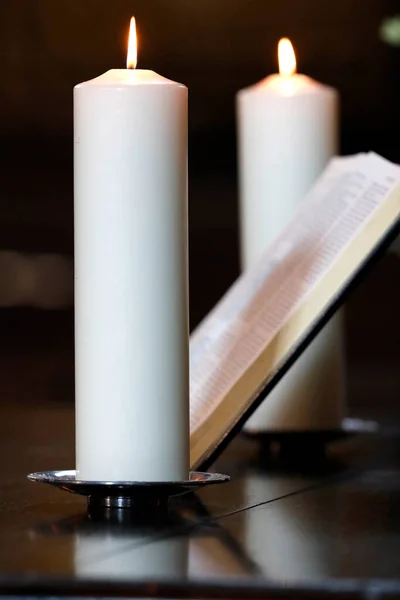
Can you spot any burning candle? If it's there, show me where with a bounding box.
[237,39,345,432]
[74,18,189,481]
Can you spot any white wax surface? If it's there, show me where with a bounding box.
[245,313,345,431]
[237,72,345,431]
[74,69,189,480]
[237,73,338,265]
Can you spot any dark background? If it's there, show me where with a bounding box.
[0,1,398,414]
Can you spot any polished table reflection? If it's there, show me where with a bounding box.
[0,260,399,599]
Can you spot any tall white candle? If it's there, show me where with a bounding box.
[74,18,189,481]
[237,38,345,432]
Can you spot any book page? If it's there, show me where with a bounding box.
[189,152,400,468]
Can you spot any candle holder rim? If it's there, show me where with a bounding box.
[27,469,229,486]
[27,469,230,507]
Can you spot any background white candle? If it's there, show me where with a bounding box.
[237,38,345,432]
[74,19,189,481]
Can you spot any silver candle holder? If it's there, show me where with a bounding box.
[28,470,230,511]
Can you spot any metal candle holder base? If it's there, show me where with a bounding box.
[241,418,381,473]
[27,470,230,511]
[242,417,380,446]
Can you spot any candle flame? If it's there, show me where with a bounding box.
[127,17,137,69]
[278,38,296,76]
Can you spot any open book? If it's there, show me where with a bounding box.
[189,152,400,470]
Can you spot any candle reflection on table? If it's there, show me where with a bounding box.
[74,530,188,580]
[243,472,341,580]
